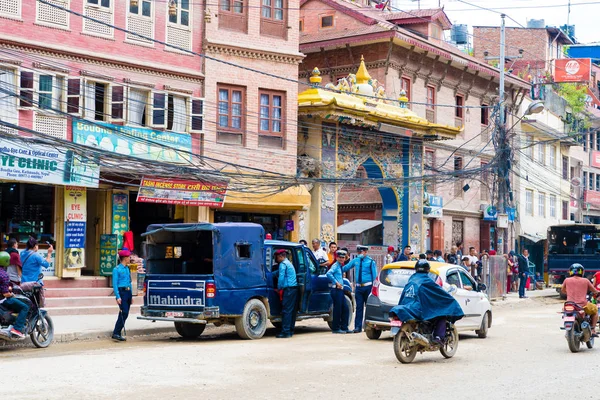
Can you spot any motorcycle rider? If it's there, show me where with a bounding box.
[389,259,464,345]
[561,263,599,337]
[0,251,29,339]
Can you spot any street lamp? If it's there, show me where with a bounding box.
[524,100,545,116]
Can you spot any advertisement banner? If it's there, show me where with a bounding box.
[99,234,118,276]
[0,137,99,188]
[584,190,600,209]
[555,58,592,83]
[137,177,227,207]
[72,121,193,164]
[590,150,600,168]
[112,193,129,250]
[39,249,55,276]
[483,205,498,221]
[64,186,86,269]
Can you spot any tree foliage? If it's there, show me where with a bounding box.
[558,83,587,115]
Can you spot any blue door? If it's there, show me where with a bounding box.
[305,250,333,313]
[264,245,282,316]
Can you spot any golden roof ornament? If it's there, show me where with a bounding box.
[355,56,372,85]
[310,67,322,85]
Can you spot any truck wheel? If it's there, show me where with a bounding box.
[235,299,268,340]
[174,322,206,339]
[365,326,382,340]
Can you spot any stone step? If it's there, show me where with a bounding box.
[45,288,115,298]
[45,296,130,307]
[45,304,142,316]
[43,276,110,289]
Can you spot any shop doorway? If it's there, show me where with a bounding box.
[214,211,284,240]
[129,193,183,252]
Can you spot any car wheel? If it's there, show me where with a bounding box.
[345,295,353,330]
[235,299,268,340]
[174,322,206,339]
[475,312,489,339]
[365,326,382,340]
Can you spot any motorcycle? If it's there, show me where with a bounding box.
[561,300,595,353]
[0,273,54,348]
[390,316,459,364]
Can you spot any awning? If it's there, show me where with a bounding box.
[520,232,547,243]
[337,219,382,234]
[521,120,577,146]
[223,185,311,212]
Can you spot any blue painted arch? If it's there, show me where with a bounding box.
[361,157,398,221]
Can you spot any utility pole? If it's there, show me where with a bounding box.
[484,14,522,254]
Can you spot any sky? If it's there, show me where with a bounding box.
[391,0,600,44]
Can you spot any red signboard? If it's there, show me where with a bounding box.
[137,177,228,207]
[591,150,600,168]
[555,58,592,83]
[584,190,600,209]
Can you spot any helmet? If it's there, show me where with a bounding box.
[0,251,9,268]
[569,263,584,277]
[415,259,430,273]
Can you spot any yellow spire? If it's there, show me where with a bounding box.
[309,67,322,85]
[355,56,371,84]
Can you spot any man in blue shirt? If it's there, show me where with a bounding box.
[112,249,132,342]
[274,249,298,338]
[343,245,377,333]
[396,245,412,262]
[326,249,351,334]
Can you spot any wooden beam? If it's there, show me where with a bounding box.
[384,38,394,76]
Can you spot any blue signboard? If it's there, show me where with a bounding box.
[507,207,516,222]
[72,121,193,164]
[428,195,443,207]
[65,221,86,248]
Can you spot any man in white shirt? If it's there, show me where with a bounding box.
[467,247,479,278]
[311,239,329,267]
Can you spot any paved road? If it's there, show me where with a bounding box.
[3,295,596,400]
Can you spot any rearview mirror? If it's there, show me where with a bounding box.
[478,283,487,292]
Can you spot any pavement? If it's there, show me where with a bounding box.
[1,286,559,348]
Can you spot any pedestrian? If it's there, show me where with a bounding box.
[467,247,479,278]
[460,256,471,273]
[5,238,22,286]
[505,253,514,294]
[456,242,464,260]
[20,237,53,284]
[299,240,308,246]
[434,250,444,263]
[517,249,529,298]
[396,245,412,261]
[311,239,328,267]
[327,242,338,267]
[385,246,395,265]
[326,249,351,334]
[448,246,459,265]
[343,245,377,333]
[274,249,298,338]
[112,249,133,341]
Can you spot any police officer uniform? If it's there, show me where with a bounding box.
[343,245,377,333]
[326,250,351,334]
[275,249,298,338]
[112,249,132,341]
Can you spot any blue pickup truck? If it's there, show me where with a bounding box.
[138,223,354,339]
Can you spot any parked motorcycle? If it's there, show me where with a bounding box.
[390,317,458,364]
[0,274,54,348]
[561,301,595,353]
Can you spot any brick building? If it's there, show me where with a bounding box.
[298,1,529,253]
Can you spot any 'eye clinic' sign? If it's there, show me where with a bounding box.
[64,186,87,269]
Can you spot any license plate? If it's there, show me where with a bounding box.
[165,312,184,318]
[563,315,575,322]
[391,320,402,327]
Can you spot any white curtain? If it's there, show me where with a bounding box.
[0,68,18,128]
[172,96,186,132]
[84,81,95,120]
[53,77,64,111]
[128,88,146,126]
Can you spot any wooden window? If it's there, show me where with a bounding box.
[299,18,304,32]
[67,78,82,115]
[152,92,167,128]
[261,0,286,37]
[562,200,568,220]
[320,14,333,28]
[110,85,124,120]
[549,145,556,168]
[261,0,284,21]
[19,71,34,108]
[401,77,411,108]
[217,84,245,145]
[87,0,110,8]
[481,104,489,125]
[426,85,435,109]
[562,156,569,180]
[537,143,546,165]
[538,192,546,217]
[590,173,595,191]
[596,175,600,191]
[455,95,464,119]
[526,190,533,216]
[130,0,151,16]
[190,98,204,133]
[550,195,557,218]
[38,75,53,110]
[219,0,247,32]
[259,90,285,148]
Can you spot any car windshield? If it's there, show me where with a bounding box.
[380,268,437,288]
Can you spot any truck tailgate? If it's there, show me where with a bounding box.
[146,275,208,309]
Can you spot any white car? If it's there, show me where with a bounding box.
[364,261,492,339]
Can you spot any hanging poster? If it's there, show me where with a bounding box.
[64,186,86,269]
[137,177,227,207]
[112,193,129,250]
[99,234,118,276]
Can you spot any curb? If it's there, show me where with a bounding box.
[0,327,175,349]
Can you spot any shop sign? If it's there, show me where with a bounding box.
[285,220,294,232]
[425,194,443,218]
[483,205,498,221]
[584,190,600,209]
[554,58,592,83]
[507,207,516,222]
[112,193,129,250]
[0,137,99,188]
[64,186,86,269]
[590,150,600,168]
[72,121,193,164]
[137,177,228,207]
[99,234,118,276]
